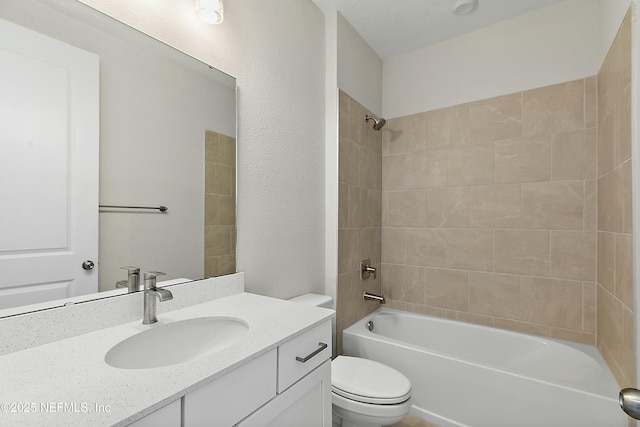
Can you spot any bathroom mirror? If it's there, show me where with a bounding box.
[0,0,236,317]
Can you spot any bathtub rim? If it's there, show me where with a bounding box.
[342,307,619,402]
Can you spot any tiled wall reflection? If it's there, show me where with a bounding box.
[204,130,236,277]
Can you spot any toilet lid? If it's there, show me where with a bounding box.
[331,356,411,405]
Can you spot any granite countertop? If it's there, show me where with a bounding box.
[0,292,334,426]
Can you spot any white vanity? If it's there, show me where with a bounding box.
[0,276,334,426]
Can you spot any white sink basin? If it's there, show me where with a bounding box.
[105,317,249,369]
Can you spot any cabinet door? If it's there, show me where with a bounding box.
[183,349,277,427]
[127,399,181,427]
[237,360,331,427]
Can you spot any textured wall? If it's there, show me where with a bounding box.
[596,9,634,387]
[78,0,327,298]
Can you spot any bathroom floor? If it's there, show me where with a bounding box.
[391,415,441,427]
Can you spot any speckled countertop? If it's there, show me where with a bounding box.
[0,292,334,426]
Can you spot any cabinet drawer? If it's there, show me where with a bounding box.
[183,349,277,426]
[277,320,331,393]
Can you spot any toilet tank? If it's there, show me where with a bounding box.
[289,293,335,357]
[289,293,333,309]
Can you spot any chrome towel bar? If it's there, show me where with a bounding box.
[99,205,168,212]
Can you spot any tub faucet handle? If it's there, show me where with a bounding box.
[360,258,377,280]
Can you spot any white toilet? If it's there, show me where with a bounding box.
[289,294,412,427]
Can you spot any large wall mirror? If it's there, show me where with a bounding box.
[0,0,236,317]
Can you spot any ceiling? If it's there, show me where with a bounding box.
[311,0,566,58]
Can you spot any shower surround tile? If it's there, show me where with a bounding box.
[381,76,600,348]
[468,93,521,142]
[596,9,634,387]
[426,187,469,228]
[446,142,495,186]
[337,91,383,354]
[468,184,521,229]
[522,79,584,135]
[341,7,633,387]
[468,272,520,320]
[521,181,584,230]
[495,134,551,184]
[551,129,597,181]
[426,103,470,149]
[494,230,550,277]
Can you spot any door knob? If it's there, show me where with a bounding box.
[82,260,95,270]
[620,388,640,419]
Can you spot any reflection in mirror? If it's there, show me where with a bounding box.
[0,0,236,317]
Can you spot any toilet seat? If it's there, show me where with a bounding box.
[331,356,411,405]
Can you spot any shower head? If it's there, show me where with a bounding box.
[365,114,386,131]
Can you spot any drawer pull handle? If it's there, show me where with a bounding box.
[296,342,328,363]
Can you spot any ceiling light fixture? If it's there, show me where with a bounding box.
[195,0,224,24]
[452,0,478,15]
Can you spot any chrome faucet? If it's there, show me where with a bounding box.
[360,259,377,280]
[142,271,173,325]
[116,266,140,293]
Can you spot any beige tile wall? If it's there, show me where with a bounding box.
[337,90,383,354]
[204,130,236,277]
[597,9,633,387]
[381,76,599,345]
[338,13,634,387]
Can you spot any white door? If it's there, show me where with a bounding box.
[0,17,99,310]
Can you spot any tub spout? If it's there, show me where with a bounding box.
[363,292,385,304]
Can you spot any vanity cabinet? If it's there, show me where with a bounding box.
[182,320,332,427]
[183,349,278,426]
[236,360,331,427]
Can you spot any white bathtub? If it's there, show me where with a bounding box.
[342,308,627,427]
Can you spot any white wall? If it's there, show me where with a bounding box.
[601,0,634,58]
[337,13,383,116]
[320,10,383,302]
[382,0,603,118]
[324,10,339,304]
[77,0,327,298]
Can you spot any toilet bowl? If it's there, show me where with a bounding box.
[332,355,411,427]
[289,294,412,427]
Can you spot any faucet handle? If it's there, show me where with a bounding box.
[143,271,166,280]
[120,266,141,293]
[360,259,377,280]
[143,271,166,290]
